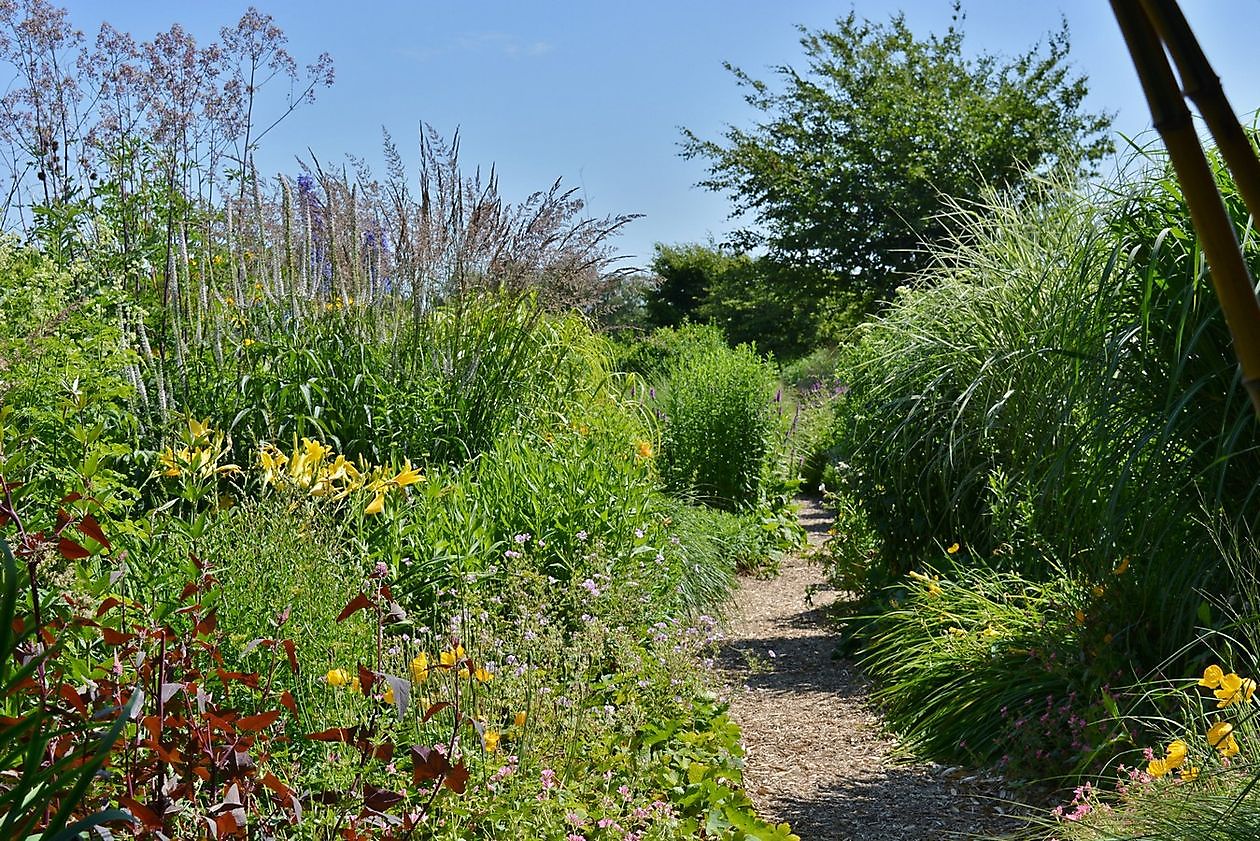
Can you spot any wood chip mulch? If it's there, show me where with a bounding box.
[714,497,1037,841]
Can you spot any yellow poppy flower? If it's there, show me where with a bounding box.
[1146,757,1169,778]
[1180,765,1199,782]
[474,666,494,683]
[1208,720,1241,757]
[514,711,527,728]
[483,728,500,753]
[1214,672,1256,708]
[1164,739,1188,769]
[326,668,350,688]
[410,653,430,683]
[946,542,960,554]
[384,685,395,705]
[440,646,467,668]
[635,440,653,459]
[1200,664,1225,689]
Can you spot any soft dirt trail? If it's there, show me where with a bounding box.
[718,497,1026,840]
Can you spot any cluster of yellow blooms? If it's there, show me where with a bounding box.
[1146,663,1251,780]
[907,569,943,598]
[157,417,240,480]
[258,437,421,515]
[325,646,519,753]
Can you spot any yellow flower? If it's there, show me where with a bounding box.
[243,338,256,347]
[1208,720,1241,757]
[440,646,467,668]
[483,728,500,753]
[1113,556,1130,575]
[1180,765,1199,782]
[927,581,942,598]
[326,668,350,688]
[410,653,430,683]
[158,447,183,477]
[1074,610,1087,626]
[514,711,527,728]
[1147,757,1169,778]
[392,459,422,488]
[1165,739,1188,769]
[349,676,362,694]
[946,542,960,554]
[1200,664,1225,689]
[364,492,386,516]
[188,417,211,443]
[635,440,653,459]
[383,685,395,705]
[1214,672,1256,708]
[474,666,494,683]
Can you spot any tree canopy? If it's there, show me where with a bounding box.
[681,6,1114,307]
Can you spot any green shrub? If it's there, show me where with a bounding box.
[611,321,728,380]
[658,343,778,509]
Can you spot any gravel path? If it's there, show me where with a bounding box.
[718,497,1028,840]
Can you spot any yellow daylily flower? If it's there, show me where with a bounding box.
[364,492,386,516]
[392,459,422,488]
[188,417,211,442]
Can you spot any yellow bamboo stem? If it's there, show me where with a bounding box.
[1112,0,1260,416]
[1138,0,1260,228]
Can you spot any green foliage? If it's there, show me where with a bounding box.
[682,6,1113,313]
[658,343,778,510]
[862,564,1112,777]
[612,321,729,380]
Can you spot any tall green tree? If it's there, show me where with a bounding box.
[682,5,1114,306]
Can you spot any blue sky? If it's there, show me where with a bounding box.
[67,1,1260,268]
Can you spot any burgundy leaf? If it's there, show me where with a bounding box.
[77,514,111,550]
[410,745,450,784]
[336,592,374,623]
[362,785,404,813]
[58,537,90,560]
[236,709,281,731]
[444,762,470,794]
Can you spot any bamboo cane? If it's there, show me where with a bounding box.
[1111,0,1260,416]
[1138,0,1260,227]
